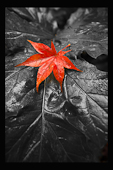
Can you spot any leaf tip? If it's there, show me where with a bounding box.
[27,39,32,43]
[79,70,83,72]
[14,64,19,67]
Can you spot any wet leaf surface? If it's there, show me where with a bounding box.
[5,8,108,162]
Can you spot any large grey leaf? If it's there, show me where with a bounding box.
[5,68,107,162]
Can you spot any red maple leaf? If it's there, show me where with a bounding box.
[15,40,82,92]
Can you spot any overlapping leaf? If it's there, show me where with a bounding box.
[15,40,82,92]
